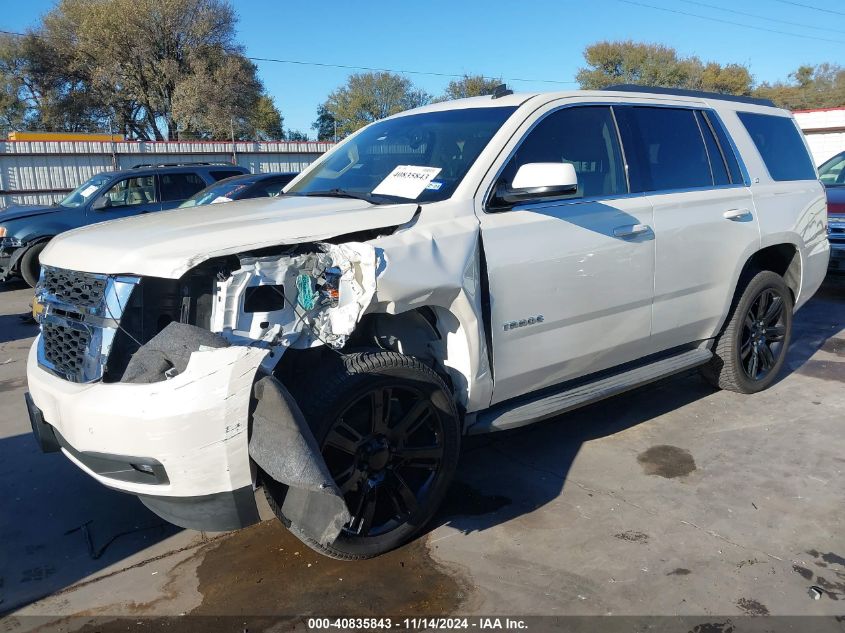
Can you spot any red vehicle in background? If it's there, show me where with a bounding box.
[820,151,845,272]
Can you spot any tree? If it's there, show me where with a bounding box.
[323,72,431,137]
[1,0,284,140]
[251,95,284,141]
[754,64,845,110]
[311,103,336,141]
[576,41,752,95]
[439,74,502,100]
[285,129,309,141]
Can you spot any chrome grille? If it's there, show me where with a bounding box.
[36,266,139,383]
[42,322,92,378]
[41,268,107,308]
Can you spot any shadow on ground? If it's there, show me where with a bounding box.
[0,430,182,614]
[432,274,845,539]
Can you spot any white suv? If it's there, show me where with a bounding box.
[26,86,829,559]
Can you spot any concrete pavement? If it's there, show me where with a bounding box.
[1,275,843,626]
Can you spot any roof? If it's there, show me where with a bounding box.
[395,86,786,119]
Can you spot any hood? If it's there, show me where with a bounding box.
[826,185,845,214]
[40,196,419,278]
[0,204,60,223]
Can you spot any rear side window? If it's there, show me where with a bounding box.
[703,111,744,184]
[499,105,627,199]
[615,106,711,191]
[737,112,816,181]
[696,111,730,186]
[160,172,207,202]
[210,169,245,182]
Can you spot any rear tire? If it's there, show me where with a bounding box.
[264,351,461,560]
[20,242,47,288]
[702,270,793,394]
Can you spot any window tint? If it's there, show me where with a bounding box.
[499,106,627,200]
[615,106,711,191]
[737,112,816,181]
[100,176,156,208]
[703,111,744,184]
[696,111,730,186]
[160,172,207,202]
[818,151,845,186]
[210,169,246,182]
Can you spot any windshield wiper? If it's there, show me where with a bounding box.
[298,188,397,205]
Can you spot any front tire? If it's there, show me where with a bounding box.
[702,270,793,394]
[265,351,461,560]
[20,242,47,288]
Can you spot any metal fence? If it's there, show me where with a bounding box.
[0,139,334,207]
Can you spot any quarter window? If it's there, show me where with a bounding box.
[737,112,816,182]
[615,106,712,191]
[498,106,627,200]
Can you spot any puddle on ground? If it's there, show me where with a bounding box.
[795,360,844,383]
[803,550,845,600]
[191,520,469,616]
[614,530,649,544]
[735,597,769,615]
[667,568,691,576]
[637,445,696,478]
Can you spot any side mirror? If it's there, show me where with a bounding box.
[91,196,111,211]
[491,162,579,209]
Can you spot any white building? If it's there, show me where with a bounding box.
[794,107,845,166]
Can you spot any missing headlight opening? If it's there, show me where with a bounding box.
[108,241,378,385]
[214,241,378,352]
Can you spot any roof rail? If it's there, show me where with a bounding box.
[601,84,776,108]
[130,162,236,169]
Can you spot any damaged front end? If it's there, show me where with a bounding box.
[33,242,378,543]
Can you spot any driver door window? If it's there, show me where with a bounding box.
[497,106,628,202]
[100,176,157,209]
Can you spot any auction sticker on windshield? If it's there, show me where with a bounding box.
[372,165,442,199]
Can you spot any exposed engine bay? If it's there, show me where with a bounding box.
[105,241,378,384]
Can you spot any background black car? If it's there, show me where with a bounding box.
[179,172,298,208]
[0,162,248,287]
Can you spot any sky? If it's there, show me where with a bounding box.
[4,0,845,137]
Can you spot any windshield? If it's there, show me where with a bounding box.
[819,151,845,187]
[287,106,517,204]
[179,179,252,208]
[59,173,113,208]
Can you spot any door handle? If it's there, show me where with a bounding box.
[723,208,752,221]
[613,223,652,238]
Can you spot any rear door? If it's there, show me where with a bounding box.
[477,104,656,404]
[614,105,759,351]
[158,171,209,209]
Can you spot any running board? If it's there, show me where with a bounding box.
[469,348,712,434]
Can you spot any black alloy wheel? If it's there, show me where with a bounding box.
[265,351,460,560]
[324,384,446,538]
[702,270,793,394]
[740,287,788,381]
